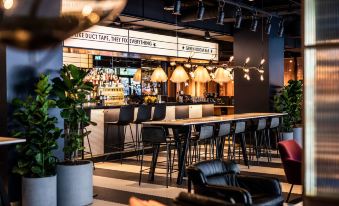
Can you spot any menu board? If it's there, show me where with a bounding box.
[64,25,218,61]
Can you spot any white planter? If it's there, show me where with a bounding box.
[281,132,293,141]
[57,161,93,206]
[293,127,303,148]
[22,175,57,206]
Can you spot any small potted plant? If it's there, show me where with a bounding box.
[12,74,61,206]
[52,64,96,206]
[274,80,303,142]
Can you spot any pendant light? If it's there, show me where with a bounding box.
[194,66,211,83]
[151,66,168,82]
[133,68,142,83]
[170,65,190,83]
[0,0,127,50]
[213,67,231,84]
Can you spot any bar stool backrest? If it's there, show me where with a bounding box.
[141,126,167,144]
[270,117,280,128]
[199,125,214,140]
[234,122,246,134]
[152,104,167,121]
[257,119,267,130]
[217,122,231,137]
[117,105,135,125]
[135,105,152,123]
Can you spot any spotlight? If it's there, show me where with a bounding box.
[216,0,225,25]
[265,16,272,35]
[250,14,258,32]
[113,16,122,26]
[204,31,211,40]
[197,0,205,21]
[234,7,242,29]
[278,18,285,37]
[173,0,181,15]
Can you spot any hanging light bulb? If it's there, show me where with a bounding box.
[216,0,225,25]
[234,7,242,29]
[229,56,234,62]
[260,74,264,81]
[0,0,127,50]
[247,75,250,80]
[265,16,272,35]
[173,0,181,15]
[250,13,258,32]
[184,63,192,68]
[197,0,205,21]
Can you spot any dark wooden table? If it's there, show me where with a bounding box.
[143,113,286,185]
[0,137,25,206]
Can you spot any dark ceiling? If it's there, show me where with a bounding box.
[113,0,301,57]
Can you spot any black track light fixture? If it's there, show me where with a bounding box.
[265,16,272,35]
[173,0,181,15]
[250,13,258,32]
[216,0,225,25]
[204,31,211,40]
[234,7,242,29]
[278,18,285,37]
[197,0,205,21]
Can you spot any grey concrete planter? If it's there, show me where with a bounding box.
[293,127,303,147]
[57,161,93,206]
[281,132,293,141]
[22,175,57,206]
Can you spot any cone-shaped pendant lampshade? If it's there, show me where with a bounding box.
[133,68,142,83]
[170,65,189,83]
[213,67,231,84]
[151,67,168,82]
[194,66,211,83]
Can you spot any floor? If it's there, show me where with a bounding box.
[91,149,302,206]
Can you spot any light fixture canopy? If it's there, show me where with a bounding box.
[194,66,211,83]
[150,66,168,82]
[197,0,205,20]
[170,65,190,83]
[204,31,211,40]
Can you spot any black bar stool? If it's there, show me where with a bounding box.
[152,104,166,121]
[139,126,177,188]
[251,118,270,164]
[189,125,214,163]
[231,121,249,168]
[215,122,231,159]
[133,105,152,160]
[268,117,280,155]
[104,105,135,163]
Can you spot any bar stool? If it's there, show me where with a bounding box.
[104,105,135,163]
[139,126,177,188]
[251,118,270,164]
[231,121,249,168]
[190,125,214,163]
[214,122,231,159]
[152,104,166,121]
[134,105,152,160]
[268,117,280,155]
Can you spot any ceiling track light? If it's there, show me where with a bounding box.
[278,18,285,37]
[216,0,225,25]
[173,0,181,15]
[197,0,205,21]
[265,16,272,35]
[250,13,258,32]
[234,7,242,29]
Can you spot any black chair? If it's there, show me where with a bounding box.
[189,125,214,163]
[251,118,271,164]
[173,192,240,206]
[231,121,249,167]
[152,104,166,121]
[104,105,135,163]
[187,159,284,206]
[134,105,152,159]
[139,126,177,187]
[215,122,231,159]
[268,117,281,155]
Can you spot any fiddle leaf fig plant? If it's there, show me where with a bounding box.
[52,64,96,163]
[274,80,303,132]
[12,74,61,177]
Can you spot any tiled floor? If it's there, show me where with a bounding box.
[92,149,302,206]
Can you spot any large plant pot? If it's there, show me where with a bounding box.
[293,127,303,148]
[281,132,293,141]
[57,161,93,206]
[22,175,57,206]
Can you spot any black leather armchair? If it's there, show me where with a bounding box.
[186,159,284,206]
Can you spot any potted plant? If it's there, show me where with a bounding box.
[52,64,96,206]
[12,74,61,206]
[274,80,303,142]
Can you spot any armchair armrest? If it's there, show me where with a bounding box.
[282,158,302,185]
[237,175,282,196]
[194,184,252,205]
